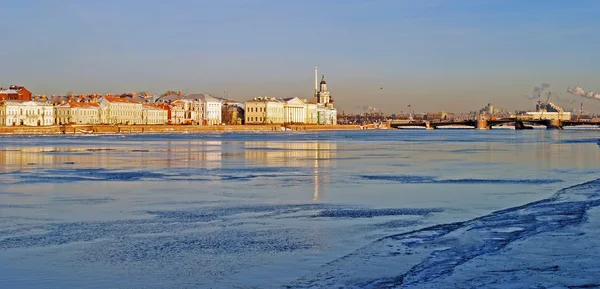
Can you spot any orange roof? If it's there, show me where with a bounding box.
[66,102,100,108]
[104,97,138,103]
[142,104,168,110]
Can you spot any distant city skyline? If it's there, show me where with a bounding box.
[1,0,600,113]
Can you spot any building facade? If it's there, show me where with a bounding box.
[313,71,337,125]
[98,97,143,124]
[245,97,285,124]
[305,102,318,124]
[170,99,202,124]
[524,111,572,121]
[195,94,223,125]
[142,104,168,124]
[55,102,100,125]
[283,97,307,124]
[222,101,245,125]
[0,100,54,126]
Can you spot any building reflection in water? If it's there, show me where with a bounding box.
[244,142,337,201]
[0,141,225,172]
[0,141,336,201]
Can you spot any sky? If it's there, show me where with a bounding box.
[1,0,600,113]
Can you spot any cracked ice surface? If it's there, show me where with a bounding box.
[290,179,600,288]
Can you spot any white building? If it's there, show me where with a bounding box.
[312,68,337,125]
[196,94,223,125]
[174,94,223,125]
[245,97,285,124]
[283,97,307,124]
[305,102,318,124]
[170,99,202,124]
[0,100,54,126]
[54,102,101,125]
[524,111,571,121]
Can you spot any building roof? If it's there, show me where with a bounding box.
[102,97,139,104]
[0,89,19,94]
[142,104,168,110]
[247,96,285,103]
[0,100,52,106]
[57,102,100,108]
[183,93,223,103]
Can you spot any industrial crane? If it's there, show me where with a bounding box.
[540,91,551,119]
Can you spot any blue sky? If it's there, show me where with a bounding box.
[1,0,599,113]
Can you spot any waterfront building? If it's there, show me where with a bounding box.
[191,94,223,125]
[98,97,143,125]
[305,102,318,124]
[142,104,168,124]
[283,97,307,124]
[162,93,223,125]
[245,97,285,124]
[0,85,32,101]
[0,100,54,126]
[522,102,571,121]
[312,68,337,125]
[222,100,245,125]
[170,99,202,124]
[54,102,101,125]
[524,111,571,121]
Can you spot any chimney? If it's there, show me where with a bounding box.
[178,91,182,96]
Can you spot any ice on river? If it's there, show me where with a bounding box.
[291,179,600,288]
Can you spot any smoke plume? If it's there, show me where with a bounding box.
[567,86,600,101]
[554,94,576,105]
[524,83,550,100]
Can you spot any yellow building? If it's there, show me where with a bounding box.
[245,97,285,124]
[98,97,143,124]
[142,104,168,124]
[54,102,100,125]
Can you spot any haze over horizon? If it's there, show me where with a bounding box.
[1,0,599,113]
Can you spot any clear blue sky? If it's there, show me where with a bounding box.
[2,0,600,113]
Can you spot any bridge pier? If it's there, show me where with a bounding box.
[476,119,490,130]
[544,119,562,130]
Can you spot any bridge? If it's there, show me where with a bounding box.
[390,119,600,130]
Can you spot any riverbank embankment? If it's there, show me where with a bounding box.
[0,124,363,135]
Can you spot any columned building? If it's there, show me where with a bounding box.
[283,97,307,124]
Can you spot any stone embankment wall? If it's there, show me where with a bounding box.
[0,124,361,135]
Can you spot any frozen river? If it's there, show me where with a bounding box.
[0,130,599,288]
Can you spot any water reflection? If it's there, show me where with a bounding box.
[244,142,336,201]
[0,140,337,201]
